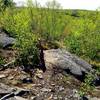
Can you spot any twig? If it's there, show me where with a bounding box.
[0,93,14,100]
[0,59,15,71]
[3,60,15,67]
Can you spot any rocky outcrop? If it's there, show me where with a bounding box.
[0,33,16,48]
[44,49,93,76]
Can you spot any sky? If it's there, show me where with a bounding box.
[13,0,100,10]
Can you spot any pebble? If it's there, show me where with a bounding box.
[14,96,27,100]
[0,74,6,79]
[53,96,58,100]
[36,74,43,79]
[59,86,64,91]
[31,96,37,100]
[8,76,14,80]
[41,88,51,92]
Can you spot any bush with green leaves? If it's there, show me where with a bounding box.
[15,33,39,68]
[79,73,95,97]
[0,6,39,67]
[27,0,66,43]
[1,8,32,37]
[64,14,100,61]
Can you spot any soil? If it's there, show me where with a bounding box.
[0,49,100,100]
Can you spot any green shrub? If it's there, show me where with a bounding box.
[41,0,66,41]
[15,33,39,67]
[64,15,100,61]
[1,8,32,37]
[79,73,95,96]
[1,6,39,68]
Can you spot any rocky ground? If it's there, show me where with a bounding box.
[0,31,100,100]
[0,49,100,100]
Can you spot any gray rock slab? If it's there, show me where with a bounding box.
[0,33,16,48]
[44,49,93,76]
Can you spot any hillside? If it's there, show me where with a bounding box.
[0,0,100,100]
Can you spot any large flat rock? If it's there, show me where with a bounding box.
[44,49,93,76]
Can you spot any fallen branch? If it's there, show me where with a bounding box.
[3,60,15,67]
[0,59,15,71]
[0,93,14,100]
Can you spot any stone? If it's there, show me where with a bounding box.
[0,83,31,99]
[14,96,28,100]
[14,87,31,96]
[41,88,51,92]
[0,33,16,48]
[44,49,93,76]
[35,69,44,79]
[0,83,14,95]
[59,86,64,91]
[72,89,80,99]
[0,74,6,79]
[8,76,14,80]
[31,96,37,100]
[36,73,43,79]
[86,95,100,100]
[53,96,58,100]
